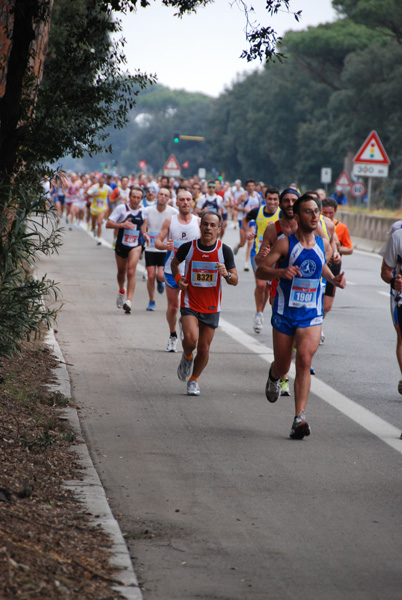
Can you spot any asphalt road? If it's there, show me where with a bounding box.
[38,220,402,600]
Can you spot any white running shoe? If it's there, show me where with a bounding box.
[253,312,264,334]
[96,238,102,246]
[187,379,200,396]
[177,352,193,381]
[280,378,291,396]
[244,262,250,271]
[123,300,132,313]
[178,317,184,341]
[142,271,148,281]
[166,335,178,352]
[116,289,126,309]
[319,331,325,345]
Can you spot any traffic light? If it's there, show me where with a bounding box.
[173,131,180,143]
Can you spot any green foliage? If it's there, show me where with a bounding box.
[334,0,402,44]
[0,179,61,358]
[71,85,215,175]
[24,0,153,164]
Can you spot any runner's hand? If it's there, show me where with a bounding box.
[334,271,346,289]
[282,265,301,279]
[166,239,174,252]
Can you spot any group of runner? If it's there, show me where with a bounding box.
[53,171,354,439]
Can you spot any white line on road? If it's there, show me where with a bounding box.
[219,318,402,454]
[378,291,390,298]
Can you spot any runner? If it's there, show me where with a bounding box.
[242,186,280,333]
[87,174,112,245]
[155,189,200,352]
[255,188,338,391]
[320,197,353,343]
[145,187,178,311]
[195,180,223,216]
[234,179,261,271]
[379,221,402,394]
[171,211,238,396]
[105,186,149,313]
[255,194,345,439]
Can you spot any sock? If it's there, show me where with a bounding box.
[189,376,198,382]
[184,353,193,361]
[119,288,125,294]
[269,367,279,382]
[170,331,177,338]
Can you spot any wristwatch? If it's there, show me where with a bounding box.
[225,272,232,281]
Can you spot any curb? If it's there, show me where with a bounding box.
[45,329,143,600]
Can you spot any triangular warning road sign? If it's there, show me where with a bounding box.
[353,131,390,165]
[164,154,181,171]
[335,171,352,188]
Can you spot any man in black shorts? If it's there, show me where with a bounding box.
[171,212,238,396]
[144,188,178,311]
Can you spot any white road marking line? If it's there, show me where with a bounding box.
[219,318,402,454]
[378,291,390,298]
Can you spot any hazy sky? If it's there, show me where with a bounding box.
[119,0,338,97]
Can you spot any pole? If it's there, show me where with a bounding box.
[367,177,372,210]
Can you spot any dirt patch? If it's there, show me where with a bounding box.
[0,335,126,599]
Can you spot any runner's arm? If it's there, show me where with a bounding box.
[254,222,276,267]
[381,259,402,291]
[217,244,238,286]
[255,237,299,281]
[171,242,192,290]
[322,264,346,289]
[155,216,172,250]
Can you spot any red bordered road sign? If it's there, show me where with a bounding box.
[335,171,352,188]
[350,182,366,198]
[353,131,390,165]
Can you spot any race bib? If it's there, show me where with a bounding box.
[289,277,318,308]
[95,199,105,208]
[148,231,158,248]
[191,261,218,287]
[122,227,139,247]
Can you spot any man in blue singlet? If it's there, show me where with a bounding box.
[255,194,346,440]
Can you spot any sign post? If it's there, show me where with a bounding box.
[163,154,181,178]
[352,131,390,208]
[320,167,332,193]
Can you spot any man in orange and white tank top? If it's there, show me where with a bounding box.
[171,211,238,396]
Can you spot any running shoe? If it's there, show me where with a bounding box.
[142,271,148,281]
[398,380,402,395]
[157,280,165,294]
[146,300,155,311]
[253,312,263,334]
[112,240,116,250]
[265,369,281,403]
[280,378,291,396]
[96,238,102,246]
[116,289,126,309]
[177,352,193,382]
[244,262,250,272]
[166,335,178,352]
[319,331,325,345]
[310,366,316,375]
[123,300,132,314]
[233,244,239,255]
[289,414,311,440]
[187,379,200,396]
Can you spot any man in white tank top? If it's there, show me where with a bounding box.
[145,187,178,311]
[155,189,200,352]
